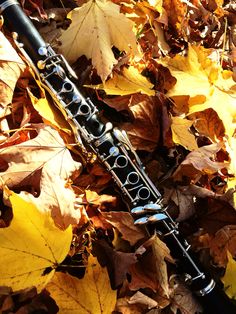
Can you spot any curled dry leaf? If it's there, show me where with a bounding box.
[46,255,116,314]
[164,185,236,222]
[0,188,72,292]
[128,291,158,310]
[173,143,228,182]
[102,211,146,245]
[188,108,225,142]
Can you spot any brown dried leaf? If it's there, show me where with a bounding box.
[173,143,228,182]
[197,198,236,234]
[93,239,137,288]
[128,291,158,310]
[163,0,188,35]
[102,211,146,245]
[189,108,225,141]
[132,235,174,297]
[0,125,82,229]
[170,277,203,314]
[115,297,148,314]
[121,95,161,152]
[208,225,236,267]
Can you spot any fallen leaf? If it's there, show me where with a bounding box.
[133,235,174,297]
[169,276,203,314]
[163,0,188,35]
[196,197,236,235]
[208,225,236,267]
[0,188,72,292]
[85,190,117,209]
[128,291,158,309]
[0,125,82,229]
[0,32,25,116]
[222,252,236,300]
[173,143,227,182]
[102,211,146,245]
[121,95,161,152]
[59,0,138,81]
[0,124,81,188]
[88,66,155,96]
[46,255,116,313]
[19,172,82,230]
[28,89,72,134]
[160,45,236,138]
[171,116,198,151]
[93,239,137,288]
[188,108,225,142]
[115,296,149,314]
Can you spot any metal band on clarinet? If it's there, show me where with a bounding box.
[0,0,19,13]
[195,279,216,296]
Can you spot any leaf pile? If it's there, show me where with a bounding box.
[0,0,236,313]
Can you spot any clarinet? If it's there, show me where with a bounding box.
[0,1,235,313]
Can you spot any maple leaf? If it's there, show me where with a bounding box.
[133,234,174,297]
[171,116,198,151]
[188,108,225,142]
[159,45,236,138]
[163,0,188,34]
[46,255,116,313]
[0,188,72,292]
[0,32,25,116]
[0,125,82,228]
[222,252,236,300]
[88,66,155,96]
[93,239,137,288]
[102,211,146,245]
[208,225,236,267]
[173,142,228,182]
[121,95,161,152]
[170,277,203,314]
[59,0,138,81]
[0,124,81,188]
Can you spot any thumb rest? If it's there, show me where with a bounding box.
[1,1,236,313]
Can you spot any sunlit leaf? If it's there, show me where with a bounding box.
[0,188,72,292]
[46,255,116,313]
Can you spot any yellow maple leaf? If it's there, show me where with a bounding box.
[160,45,236,138]
[171,116,198,151]
[27,89,71,134]
[0,188,72,292]
[59,0,138,82]
[87,66,155,96]
[46,255,116,313]
[222,252,236,299]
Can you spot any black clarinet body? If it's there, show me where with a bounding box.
[0,1,235,313]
